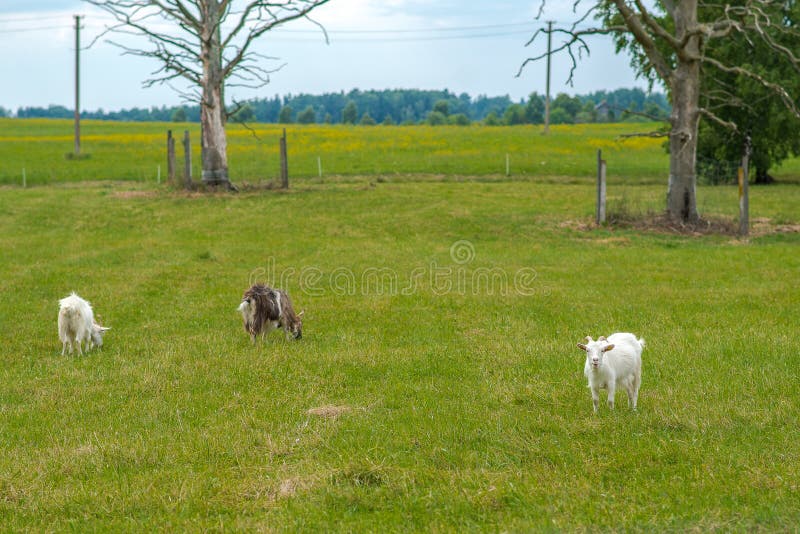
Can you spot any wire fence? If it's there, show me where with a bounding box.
[697,155,742,185]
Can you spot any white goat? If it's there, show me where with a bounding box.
[577,333,645,413]
[57,292,110,355]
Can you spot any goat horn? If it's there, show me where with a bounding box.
[584,336,593,343]
[598,336,606,341]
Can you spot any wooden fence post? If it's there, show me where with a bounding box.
[182,130,192,188]
[739,136,751,237]
[596,149,607,225]
[280,128,289,189]
[167,130,176,183]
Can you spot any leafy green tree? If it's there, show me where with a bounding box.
[590,2,800,219]
[448,113,471,126]
[549,107,573,125]
[297,105,316,124]
[483,111,501,126]
[231,104,254,123]
[581,101,597,122]
[278,105,294,124]
[425,111,447,125]
[359,112,376,125]
[433,100,450,116]
[171,107,187,122]
[525,93,545,124]
[341,101,358,124]
[552,93,581,120]
[643,102,666,121]
[696,3,800,183]
[502,104,526,125]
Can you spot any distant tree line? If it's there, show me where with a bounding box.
[11,88,669,126]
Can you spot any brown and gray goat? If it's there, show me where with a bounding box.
[237,284,303,343]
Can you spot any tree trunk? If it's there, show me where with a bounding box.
[199,0,231,188]
[200,84,229,186]
[667,1,700,223]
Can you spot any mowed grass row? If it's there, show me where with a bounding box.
[0,180,798,531]
[9,118,799,186]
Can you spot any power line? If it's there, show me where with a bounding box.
[267,29,536,43]
[0,24,70,34]
[273,22,539,34]
[0,18,595,41]
[0,14,68,23]
[0,18,546,36]
[0,26,537,41]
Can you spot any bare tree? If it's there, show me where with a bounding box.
[86,0,331,189]
[520,1,800,223]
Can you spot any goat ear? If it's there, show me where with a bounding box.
[603,344,615,352]
[577,343,588,351]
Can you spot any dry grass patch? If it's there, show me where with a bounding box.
[307,405,352,418]
[239,475,317,504]
[606,210,740,235]
[751,217,800,236]
[593,236,631,245]
[562,212,799,238]
[109,190,158,199]
[277,476,313,498]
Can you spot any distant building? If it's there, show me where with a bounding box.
[594,100,611,121]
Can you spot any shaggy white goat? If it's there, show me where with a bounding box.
[577,333,645,413]
[57,292,110,355]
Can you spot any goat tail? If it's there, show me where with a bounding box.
[638,337,646,350]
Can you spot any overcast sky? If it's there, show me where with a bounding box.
[0,1,657,112]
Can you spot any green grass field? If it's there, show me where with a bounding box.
[1,120,799,531]
[3,118,800,186]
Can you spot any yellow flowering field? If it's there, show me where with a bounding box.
[1,118,798,186]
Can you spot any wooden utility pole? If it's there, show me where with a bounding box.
[280,128,289,188]
[74,15,82,156]
[596,149,607,225]
[543,21,553,135]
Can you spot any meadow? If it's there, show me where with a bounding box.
[4,118,800,186]
[1,119,799,531]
